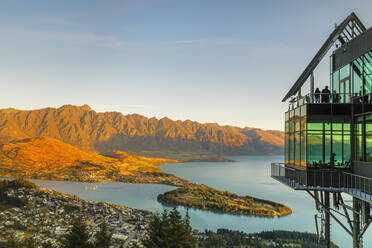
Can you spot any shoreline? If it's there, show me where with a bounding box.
[1,157,292,218]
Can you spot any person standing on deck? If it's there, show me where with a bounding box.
[314,88,321,103]
[321,86,330,103]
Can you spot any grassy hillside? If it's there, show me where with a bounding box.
[0,137,176,182]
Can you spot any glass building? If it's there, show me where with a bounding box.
[272,13,372,248]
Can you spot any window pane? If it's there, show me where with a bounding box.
[295,132,301,167]
[355,123,363,161]
[343,134,351,168]
[307,132,323,167]
[332,134,343,166]
[366,123,372,162]
[290,133,295,166]
[333,71,339,93]
[340,64,350,80]
[325,133,331,165]
[307,122,323,130]
[285,134,289,164]
[353,61,363,95]
[365,74,372,94]
[300,131,306,168]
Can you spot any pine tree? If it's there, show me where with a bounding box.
[5,236,36,248]
[93,222,112,248]
[143,208,197,248]
[60,217,92,248]
[6,236,22,248]
[24,238,37,248]
[143,209,170,248]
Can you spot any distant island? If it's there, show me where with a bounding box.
[158,185,292,217]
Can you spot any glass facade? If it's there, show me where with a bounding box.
[354,114,372,162]
[285,107,351,169]
[285,50,372,170]
[331,50,372,100]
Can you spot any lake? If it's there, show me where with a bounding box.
[32,155,371,248]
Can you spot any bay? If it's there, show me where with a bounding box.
[31,155,371,248]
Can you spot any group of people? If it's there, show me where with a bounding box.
[314,86,341,103]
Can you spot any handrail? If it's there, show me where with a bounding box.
[288,92,360,109]
[271,163,372,201]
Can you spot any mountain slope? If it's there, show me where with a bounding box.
[0,137,175,181]
[0,105,283,155]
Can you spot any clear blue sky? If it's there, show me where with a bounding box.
[1,0,372,130]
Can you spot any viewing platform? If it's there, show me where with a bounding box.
[271,163,372,204]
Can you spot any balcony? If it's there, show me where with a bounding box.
[271,163,372,203]
[288,92,359,110]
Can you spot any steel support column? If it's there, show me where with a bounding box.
[325,192,331,248]
[353,197,361,248]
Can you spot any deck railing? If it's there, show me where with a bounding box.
[271,163,372,201]
[288,92,359,109]
[343,172,372,201]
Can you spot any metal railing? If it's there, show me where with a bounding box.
[271,163,372,201]
[343,172,372,201]
[288,92,359,109]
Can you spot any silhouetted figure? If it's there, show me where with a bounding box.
[330,153,336,168]
[314,88,321,103]
[332,90,341,103]
[321,86,330,103]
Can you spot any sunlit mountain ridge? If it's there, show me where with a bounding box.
[0,105,284,155]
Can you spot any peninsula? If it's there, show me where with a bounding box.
[0,105,290,217]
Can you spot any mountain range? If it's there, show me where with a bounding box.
[0,105,284,156]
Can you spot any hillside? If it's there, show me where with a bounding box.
[0,105,284,156]
[0,137,178,183]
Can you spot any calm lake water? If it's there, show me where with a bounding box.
[32,155,371,248]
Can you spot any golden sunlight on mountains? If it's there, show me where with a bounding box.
[0,105,284,155]
[0,137,176,182]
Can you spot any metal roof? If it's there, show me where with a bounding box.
[282,12,366,102]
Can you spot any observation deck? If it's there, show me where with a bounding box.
[271,163,372,204]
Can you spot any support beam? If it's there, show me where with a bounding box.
[307,191,353,237]
[339,194,354,231]
[325,192,331,248]
[353,197,361,248]
[359,219,372,240]
[310,72,314,102]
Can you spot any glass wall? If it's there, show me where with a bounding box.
[354,114,372,162]
[285,105,306,168]
[285,107,351,169]
[332,50,372,100]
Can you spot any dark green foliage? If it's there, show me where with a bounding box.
[143,207,197,248]
[198,229,340,248]
[4,236,36,248]
[0,179,38,189]
[0,179,36,210]
[60,218,92,248]
[93,222,112,248]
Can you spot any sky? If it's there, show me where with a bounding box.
[1,0,372,131]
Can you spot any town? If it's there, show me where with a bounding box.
[0,181,152,247]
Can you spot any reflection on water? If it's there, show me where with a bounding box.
[28,156,370,248]
[84,184,99,191]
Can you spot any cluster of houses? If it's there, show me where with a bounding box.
[0,186,153,247]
